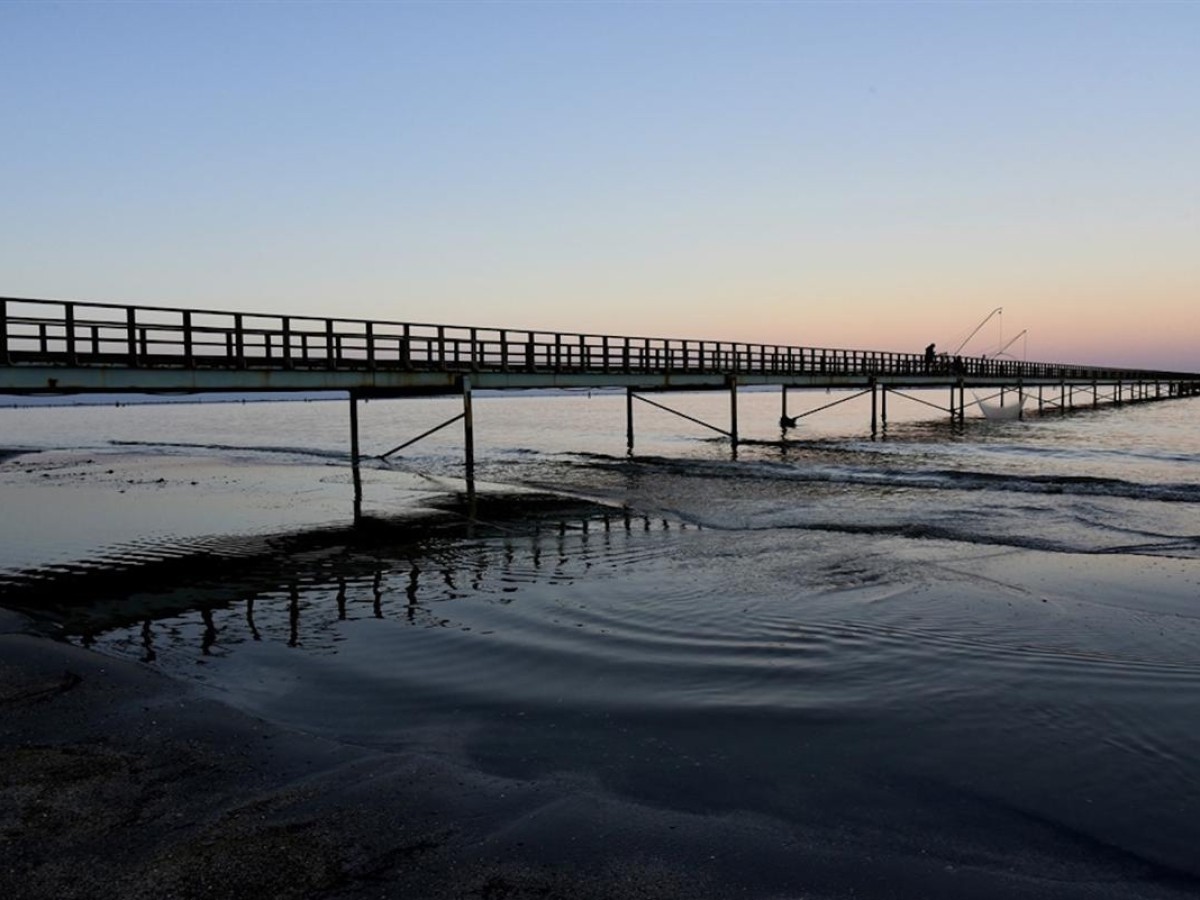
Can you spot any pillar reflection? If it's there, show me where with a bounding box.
[72,507,695,665]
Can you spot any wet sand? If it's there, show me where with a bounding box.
[9,603,1197,900]
[0,607,729,900]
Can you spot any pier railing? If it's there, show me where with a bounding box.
[0,296,1186,383]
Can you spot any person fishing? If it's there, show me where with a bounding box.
[924,342,936,372]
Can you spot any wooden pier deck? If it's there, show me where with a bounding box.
[3,295,1197,397]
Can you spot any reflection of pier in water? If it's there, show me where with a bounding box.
[61,508,694,664]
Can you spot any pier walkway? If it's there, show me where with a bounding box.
[4,296,1197,396]
[4,296,1198,501]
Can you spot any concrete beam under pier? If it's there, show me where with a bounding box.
[7,364,1191,398]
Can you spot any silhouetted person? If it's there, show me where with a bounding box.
[924,343,936,372]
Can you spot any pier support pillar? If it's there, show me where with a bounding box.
[1018,382,1024,421]
[728,376,739,457]
[462,376,476,495]
[626,387,635,455]
[870,379,878,436]
[349,392,362,522]
[1038,385,1043,413]
[881,385,888,430]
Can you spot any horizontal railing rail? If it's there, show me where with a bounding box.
[1,295,1196,384]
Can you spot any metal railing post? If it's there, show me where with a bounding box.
[282,317,292,368]
[183,310,193,366]
[64,302,76,364]
[0,298,7,363]
[326,319,336,369]
[126,306,138,366]
[235,313,245,367]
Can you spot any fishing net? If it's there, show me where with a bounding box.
[971,390,1026,421]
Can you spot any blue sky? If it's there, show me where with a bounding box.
[3,1,1197,369]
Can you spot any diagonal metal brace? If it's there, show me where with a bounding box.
[786,387,874,422]
[632,392,731,437]
[379,412,465,458]
[884,388,953,415]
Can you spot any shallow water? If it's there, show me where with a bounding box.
[3,390,1199,896]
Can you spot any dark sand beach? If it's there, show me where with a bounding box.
[1,605,732,900]
[11,602,1186,900]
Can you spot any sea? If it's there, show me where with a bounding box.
[2,386,1199,898]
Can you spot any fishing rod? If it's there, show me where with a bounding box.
[951,307,1003,356]
[992,329,1028,359]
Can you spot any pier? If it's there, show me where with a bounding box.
[4,296,1199,506]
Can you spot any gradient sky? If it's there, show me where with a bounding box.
[3,1,1197,370]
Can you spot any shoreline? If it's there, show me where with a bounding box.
[0,459,743,898]
[0,446,468,587]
